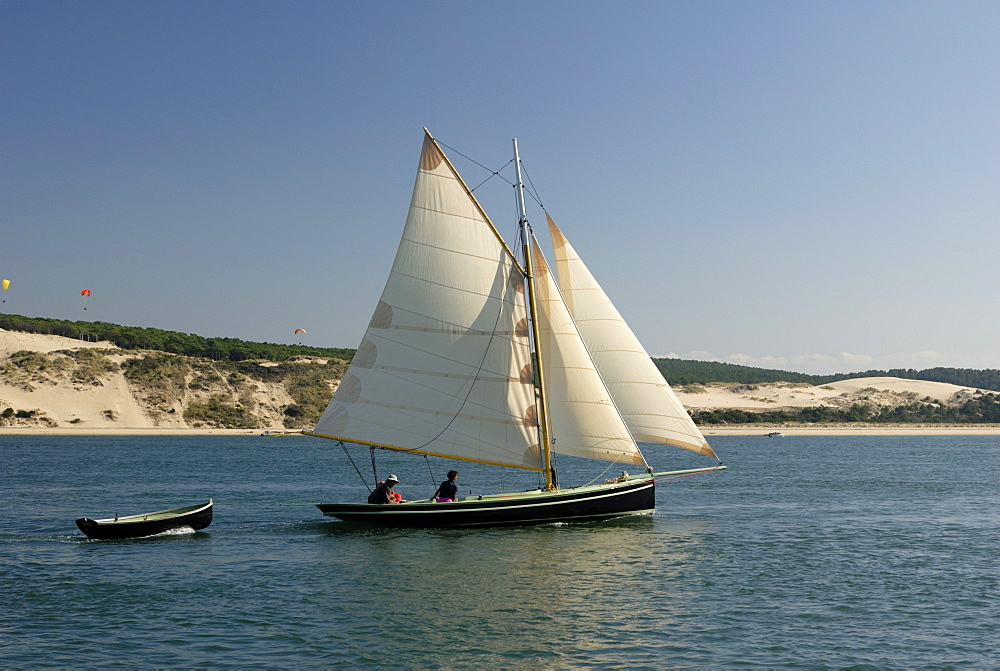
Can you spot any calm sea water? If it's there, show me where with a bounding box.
[1,434,997,668]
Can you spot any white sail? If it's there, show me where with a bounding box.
[547,215,718,460]
[532,242,648,467]
[313,135,540,470]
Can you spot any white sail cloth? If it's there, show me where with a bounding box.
[314,131,714,472]
[314,135,540,469]
[532,243,648,467]
[547,215,718,460]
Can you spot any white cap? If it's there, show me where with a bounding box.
[386,474,399,483]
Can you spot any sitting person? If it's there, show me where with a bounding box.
[368,474,402,504]
[432,470,459,502]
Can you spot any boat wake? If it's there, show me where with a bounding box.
[152,525,197,536]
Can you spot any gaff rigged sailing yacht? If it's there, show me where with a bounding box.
[308,129,724,527]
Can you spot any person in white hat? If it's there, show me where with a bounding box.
[367,474,401,504]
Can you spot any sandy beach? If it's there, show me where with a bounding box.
[0,427,268,436]
[701,425,1000,436]
[3,329,999,437]
[4,419,999,439]
[4,426,998,437]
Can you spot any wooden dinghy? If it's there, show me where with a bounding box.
[75,500,213,539]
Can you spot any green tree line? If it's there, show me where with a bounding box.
[691,392,1000,425]
[4,312,999,391]
[0,313,354,362]
[654,358,1000,392]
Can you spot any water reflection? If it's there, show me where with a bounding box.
[311,515,711,666]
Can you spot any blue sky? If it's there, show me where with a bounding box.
[2,1,997,375]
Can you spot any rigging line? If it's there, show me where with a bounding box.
[652,466,724,484]
[469,173,503,193]
[404,265,522,454]
[518,160,544,209]
[501,467,529,494]
[581,459,622,487]
[434,137,541,208]
[370,446,378,485]
[338,441,373,494]
[436,140,515,191]
[513,212,527,250]
[469,157,515,193]
[652,467,724,505]
[423,454,436,489]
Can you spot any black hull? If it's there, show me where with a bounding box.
[317,478,654,528]
[76,501,213,540]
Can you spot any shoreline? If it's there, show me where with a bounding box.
[2,425,1000,437]
[0,428,270,436]
[702,425,1000,436]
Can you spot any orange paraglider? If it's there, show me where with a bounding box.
[81,289,91,310]
[294,328,306,335]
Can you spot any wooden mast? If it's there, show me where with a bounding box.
[513,138,557,490]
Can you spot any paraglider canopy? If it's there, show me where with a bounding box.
[80,289,91,296]
[294,328,306,334]
[2,279,9,291]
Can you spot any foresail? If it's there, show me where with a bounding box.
[547,215,718,460]
[313,134,541,470]
[532,241,647,467]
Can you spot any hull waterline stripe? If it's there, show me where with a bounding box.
[319,482,653,517]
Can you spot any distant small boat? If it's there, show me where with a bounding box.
[75,500,213,539]
[765,432,786,438]
[261,431,285,437]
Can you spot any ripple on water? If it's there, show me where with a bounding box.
[1,434,998,667]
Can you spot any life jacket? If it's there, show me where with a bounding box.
[375,480,403,504]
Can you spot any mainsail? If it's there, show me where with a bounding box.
[547,215,718,460]
[313,135,540,469]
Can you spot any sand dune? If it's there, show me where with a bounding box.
[672,377,1000,435]
[2,329,997,436]
[0,329,117,357]
[674,377,984,410]
[0,329,290,433]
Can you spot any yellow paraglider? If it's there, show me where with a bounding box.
[2,279,8,302]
